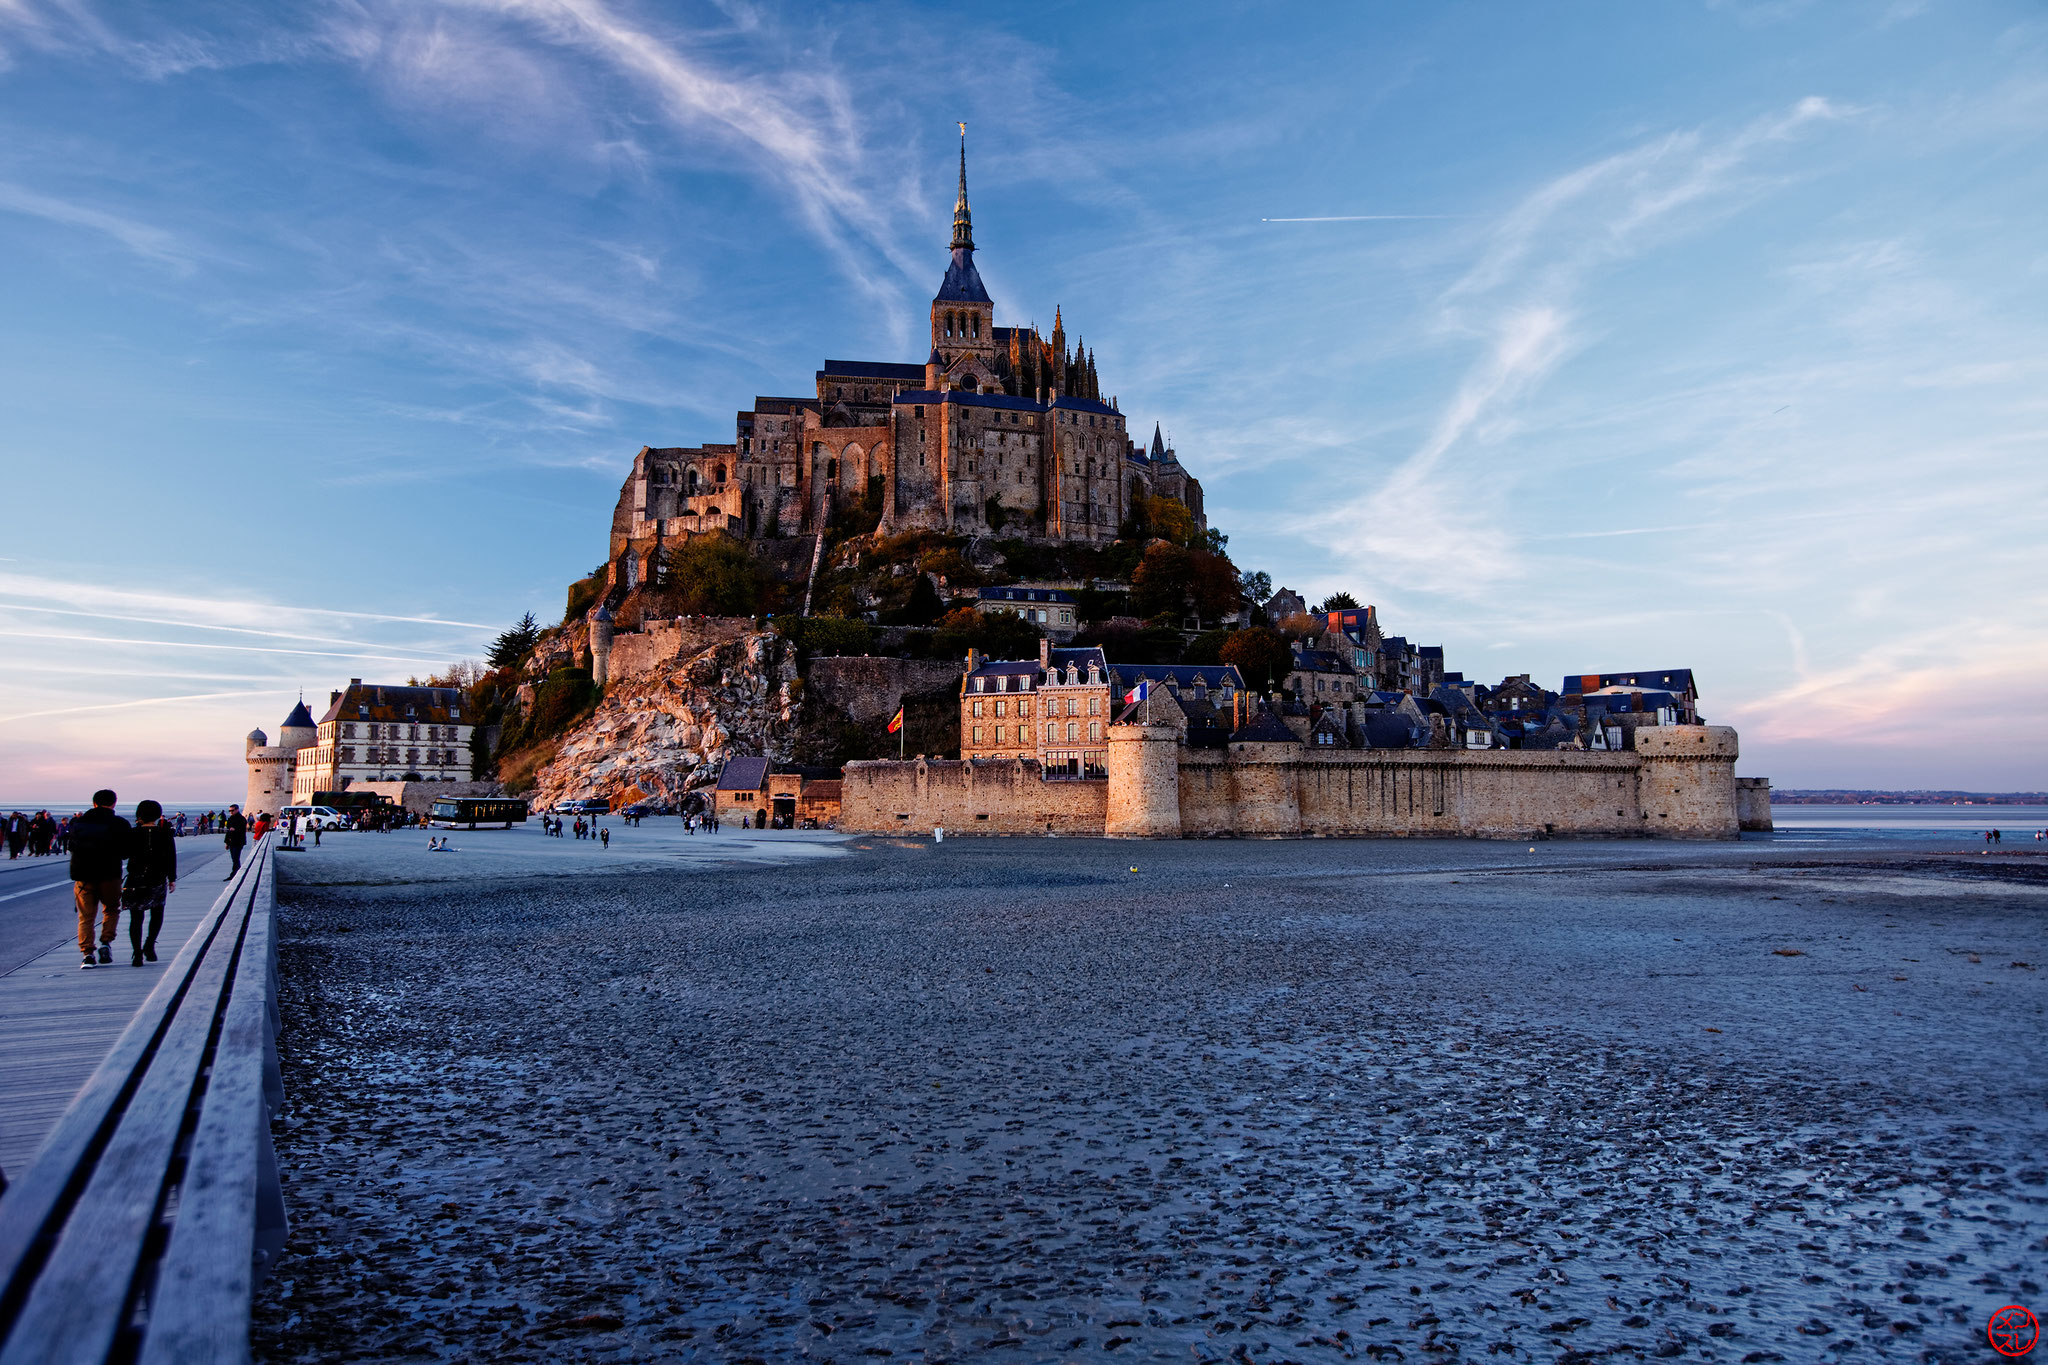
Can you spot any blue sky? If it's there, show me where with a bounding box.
[1,0,2044,799]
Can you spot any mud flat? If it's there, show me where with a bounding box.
[252,832,2046,1363]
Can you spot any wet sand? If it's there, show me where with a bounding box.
[251,832,2047,1363]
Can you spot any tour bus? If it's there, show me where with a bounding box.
[428,797,530,829]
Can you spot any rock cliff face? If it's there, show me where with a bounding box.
[531,632,798,809]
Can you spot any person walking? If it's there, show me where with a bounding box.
[600,826,610,849]
[69,789,130,968]
[123,800,177,965]
[224,804,248,877]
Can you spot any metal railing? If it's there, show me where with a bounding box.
[0,836,285,1364]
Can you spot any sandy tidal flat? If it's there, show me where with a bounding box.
[252,833,2047,1363]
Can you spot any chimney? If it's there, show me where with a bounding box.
[1038,636,1051,669]
[965,647,980,675]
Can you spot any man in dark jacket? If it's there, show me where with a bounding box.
[123,799,178,966]
[223,804,248,877]
[69,790,130,968]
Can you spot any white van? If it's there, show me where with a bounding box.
[279,805,348,830]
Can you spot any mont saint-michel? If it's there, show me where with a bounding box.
[607,137,1205,591]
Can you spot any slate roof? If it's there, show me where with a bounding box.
[935,247,991,303]
[1231,707,1301,745]
[1360,710,1426,749]
[1290,648,1355,675]
[967,646,1109,687]
[1109,663,1245,692]
[281,700,317,730]
[818,360,927,381]
[1566,669,1697,696]
[1049,395,1120,416]
[716,757,772,793]
[317,683,465,726]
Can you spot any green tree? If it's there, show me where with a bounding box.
[1131,543,1193,619]
[1133,543,1241,627]
[564,569,604,623]
[903,574,945,626]
[1183,626,1234,665]
[663,534,767,615]
[487,613,540,670]
[794,615,874,657]
[1140,495,1198,547]
[1239,569,1272,608]
[529,667,596,739]
[1318,591,1360,612]
[1220,627,1293,693]
[467,723,494,779]
[931,606,1041,662]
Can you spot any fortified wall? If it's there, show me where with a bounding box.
[805,656,970,726]
[842,722,1748,840]
[602,616,756,684]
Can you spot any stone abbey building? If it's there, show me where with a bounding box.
[608,137,1205,588]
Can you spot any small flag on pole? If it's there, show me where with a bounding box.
[887,707,904,733]
[1123,682,1147,705]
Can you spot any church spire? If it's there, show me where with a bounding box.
[951,123,973,252]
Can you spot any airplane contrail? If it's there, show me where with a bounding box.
[1260,215,1456,222]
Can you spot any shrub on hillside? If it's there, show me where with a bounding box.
[529,667,596,740]
[663,534,767,616]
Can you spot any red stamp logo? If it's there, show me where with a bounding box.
[1990,1304,2039,1357]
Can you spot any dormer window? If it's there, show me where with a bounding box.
[974,678,986,693]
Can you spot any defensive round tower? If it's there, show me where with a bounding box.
[1634,725,1740,839]
[279,698,317,751]
[244,701,321,818]
[1105,692,1184,838]
[590,604,615,688]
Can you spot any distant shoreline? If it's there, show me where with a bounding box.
[1774,791,2047,806]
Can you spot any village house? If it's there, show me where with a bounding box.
[289,681,476,803]
[959,641,1115,776]
[976,585,1079,642]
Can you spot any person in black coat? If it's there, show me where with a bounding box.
[68,789,130,968]
[123,799,178,966]
[223,804,248,877]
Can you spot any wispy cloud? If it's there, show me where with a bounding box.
[0,179,192,270]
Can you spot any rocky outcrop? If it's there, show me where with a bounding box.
[531,632,799,809]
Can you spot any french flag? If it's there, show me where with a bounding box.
[1123,681,1147,704]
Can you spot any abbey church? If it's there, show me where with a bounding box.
[608,137,1205,587]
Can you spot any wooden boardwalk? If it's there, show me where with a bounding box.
[0,844,231,1185]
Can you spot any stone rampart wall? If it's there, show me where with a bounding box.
[606,617,755,682]
[806,657,967,725]
[1736,776,1774,832]
[839,726,1745,840]
[840,758,1106,834]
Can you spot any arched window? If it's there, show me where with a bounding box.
[827,458,838,480]
[715,464,727,483]
[687,469,699,491]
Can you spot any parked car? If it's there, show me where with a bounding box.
[279,804,348,830]
[621,801,671,818]
[570,798,612,814]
